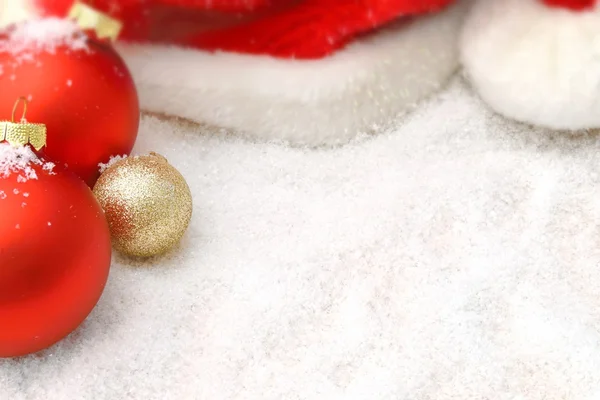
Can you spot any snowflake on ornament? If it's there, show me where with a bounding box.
[0,144,43,181]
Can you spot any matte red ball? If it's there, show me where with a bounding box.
[0,143,112,358]
[0,19,139,187]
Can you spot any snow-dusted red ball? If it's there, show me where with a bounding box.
[0,143,112,358]
[0,18,139,186]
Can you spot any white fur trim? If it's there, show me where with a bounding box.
[461,0,600,130]
[1,0,466,145]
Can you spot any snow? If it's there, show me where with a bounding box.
[3,1,600,398]
[98,155,128,174]
[0,143,39,180]
[0,142,55,188]
[4,78,600,399]
[0,18,88,61]
[42,162,55,175]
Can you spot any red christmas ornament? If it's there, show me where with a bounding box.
[0,17,139,187]
[0,104,112,358]
[35,0,456,59]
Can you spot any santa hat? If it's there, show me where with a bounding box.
[461,0,600,131]
[0,0,467,145]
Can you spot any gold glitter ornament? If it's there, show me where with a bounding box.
[93,153,193,258]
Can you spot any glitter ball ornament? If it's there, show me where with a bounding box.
[0,15,139,187]
[0,106,112,358]
[93,153,193,258]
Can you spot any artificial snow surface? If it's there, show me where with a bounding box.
[3,77,600,398]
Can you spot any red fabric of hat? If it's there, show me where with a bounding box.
[34,0,456,58]
[542,0,596,10]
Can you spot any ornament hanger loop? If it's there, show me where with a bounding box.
[12,97,28,123]
[0,97,47,151]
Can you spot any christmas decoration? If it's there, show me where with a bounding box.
[461,0,600,131]
[93,153,193,258]
[34,0,457,58]
[0,14,139,187]
[0,96,46,150]
[0,99,112,358]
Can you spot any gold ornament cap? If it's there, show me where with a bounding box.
[68,1,123,41]
[0,98,47,151]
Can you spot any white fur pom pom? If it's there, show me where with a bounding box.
[461,0,600,130]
